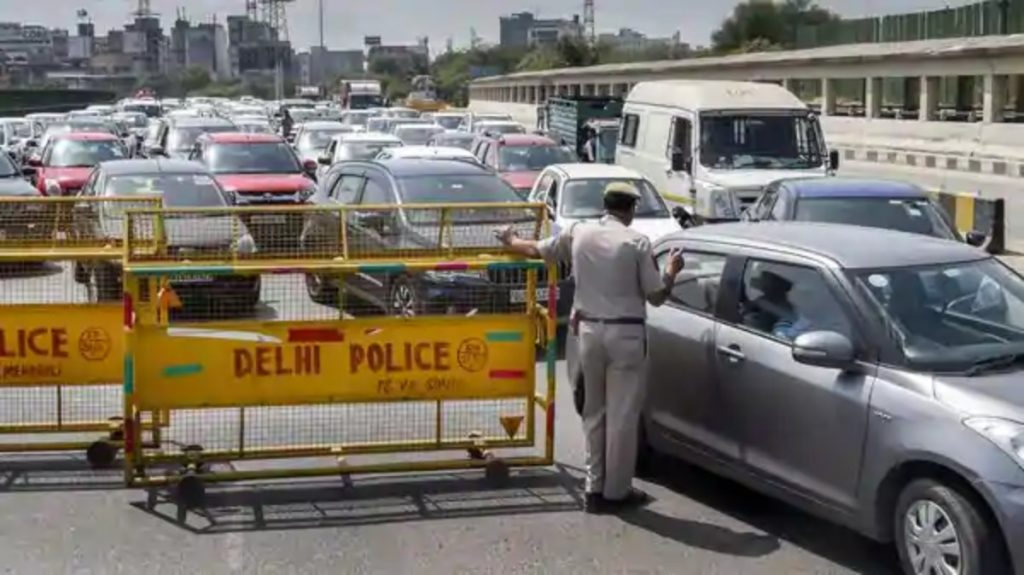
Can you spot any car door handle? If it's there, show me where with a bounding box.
[716,344,745,363]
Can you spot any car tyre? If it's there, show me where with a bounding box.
[894,478,1008,575]
[73,262,90,284]
[305,272,337,305]
[388,275,424,317]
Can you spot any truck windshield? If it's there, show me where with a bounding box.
[699,113,824,170]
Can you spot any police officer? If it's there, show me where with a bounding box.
[497,182,684,513]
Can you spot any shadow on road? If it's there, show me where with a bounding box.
[638,457,897,574]
[0,456,125,492]
[130,464,583,534]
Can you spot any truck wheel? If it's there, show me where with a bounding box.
[894,478,1008,575]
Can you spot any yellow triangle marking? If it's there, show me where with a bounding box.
[499,415,524,440]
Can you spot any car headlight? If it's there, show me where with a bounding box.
[964,417,1024,469]
[298,185,315,201]
[234,232,257,255]
[44,178,63,196]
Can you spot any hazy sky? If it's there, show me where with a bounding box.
[16,0,968,50]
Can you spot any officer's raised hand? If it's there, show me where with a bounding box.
[664,248,685,279]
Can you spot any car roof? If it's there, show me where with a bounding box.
[372,158,490,176]
[169,117,235,128]
[297,121,345,130]
[385,146,475,158]
[203,132,284,144]
[493,133,555,146]
[547,163,644,180]
[628,80,807,111]
[781,177,928,199]
[334,132,402,143]
[672,222,986,269]
[434,131,474,139]
[54,131,119,141]
[98,159,207,175]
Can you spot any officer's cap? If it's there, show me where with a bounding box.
[603,181,641,199]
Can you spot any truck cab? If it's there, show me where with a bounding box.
[615,80,838,223]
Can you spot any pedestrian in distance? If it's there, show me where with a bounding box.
[496,182,685,514]
[280,107,294,141]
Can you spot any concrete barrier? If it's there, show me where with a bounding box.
[933,191,1006,254]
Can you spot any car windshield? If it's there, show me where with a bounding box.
[700,113,824,170]
[344,113,371,127]
[395,126,444,145]
[206,142,301,174]
[432,134,475,150]
[366,118,392,133]
[561,178,670,219]
[48,139,125,167]
[434,116,464,130]
[116,114,148,128]
[854,258,1024,373]
[796,197,956,239]
[297,129,347,154]
[105,173,226,207]
[498,145,576,171]
[167,125,234,151]
[340,142,401,161]
[122,103,161,118]
[398,174,526,223]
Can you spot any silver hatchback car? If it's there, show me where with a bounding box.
[568,222,1024,575]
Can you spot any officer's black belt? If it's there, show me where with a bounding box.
[577,316,645,325]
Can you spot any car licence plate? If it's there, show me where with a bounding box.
[510,287,557,304]
[252,214,287,224]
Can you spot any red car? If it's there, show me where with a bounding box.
[29,132,127,196]
[470,133,577,198]
[189,132,318,206]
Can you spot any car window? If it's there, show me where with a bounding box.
[769,191,788,220]
[331,174,363,203]
[738,260,853,342]
[361,176,392,205]
[795,197,955,239]
[533,173,554,202]
[657,251,727,315]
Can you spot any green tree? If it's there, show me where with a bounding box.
[711,0,838,53]
[180,66,212,94]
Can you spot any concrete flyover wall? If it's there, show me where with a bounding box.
[469,100,1024,179]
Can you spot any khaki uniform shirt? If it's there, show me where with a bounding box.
[537,216,668,319]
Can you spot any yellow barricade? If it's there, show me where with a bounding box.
[0,196,162,466]
[121,203,558,506]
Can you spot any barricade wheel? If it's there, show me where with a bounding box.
[176,474,206,508]
[86,440,118,469]
[305,272,337,305]
[484,458,510,485]
[388,276,424,317]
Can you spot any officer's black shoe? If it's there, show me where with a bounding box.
[583,492,606,514]
[604,488,652,512]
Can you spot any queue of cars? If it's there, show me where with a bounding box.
[0,87,1021,574]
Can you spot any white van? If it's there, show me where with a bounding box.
[616,80,838,222]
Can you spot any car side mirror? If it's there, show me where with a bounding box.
[828,149,840,171]
[670,149,691,174]
[223,190,237,205]
[792,331,855,370]
[965,230,987,248]
[317,154,332,166]
[302,159,318,178]
[26,156,42,167]
[21,166,36,178]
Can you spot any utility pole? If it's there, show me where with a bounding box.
[319,0,325,49]
[583,0,595,45]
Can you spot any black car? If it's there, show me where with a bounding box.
[74,159,260,313]
[300,158,538,315]
[146,117,237,160]
[0,152,49,241]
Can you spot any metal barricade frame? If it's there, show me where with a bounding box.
[120,203,558,505]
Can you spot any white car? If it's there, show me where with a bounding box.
[472,120,526,136]
[431,111,470,131]
[527,163,681,241]
[459,112,512,132]
[393,123,446,146]
[381,107,421,119]
[316,132,403,179]
[375,145,478,162]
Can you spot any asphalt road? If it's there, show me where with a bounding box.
[0,264,900,575]
[839,160,1024,246]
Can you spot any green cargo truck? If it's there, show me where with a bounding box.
[539,96,622,164]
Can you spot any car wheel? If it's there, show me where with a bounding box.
[895,478,1008,575]
[305,272,336,305]
[91,264,121,302]
[388,276,423,317]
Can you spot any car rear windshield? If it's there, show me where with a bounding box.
[122,103,161,118]
[167,125,235,152]
[342,142,401,161]
[104,173,226,208]
[498,145,576,171]
[434,116,464,130]
[562,178,670,219]
[297,129,347,153]
[47,139,125,167]
[396,126,444,145]
[432,134,475,150]
[398,174,521,204]
[795,197,956,239]
[206,142,301,174]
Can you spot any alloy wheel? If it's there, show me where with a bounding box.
[904,499,963,575]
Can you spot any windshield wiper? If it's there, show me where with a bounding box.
[964,353,1024,376]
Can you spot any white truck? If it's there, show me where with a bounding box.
[615,80,839,223]
[340,79,384,110]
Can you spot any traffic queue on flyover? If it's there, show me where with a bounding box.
[1,79,1023,575]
